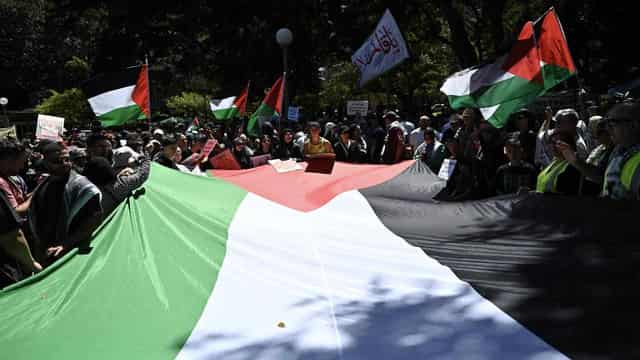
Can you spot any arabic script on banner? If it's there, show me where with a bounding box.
[351,9,409,87]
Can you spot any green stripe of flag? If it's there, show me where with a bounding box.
[247,102,278,136]
[98,104,147,127]
[0,164,247,360]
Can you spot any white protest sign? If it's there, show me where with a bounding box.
[347,101,369,116]
[437,159,457,181]
[36,115,65,141]
[287,106,300,121]
[351,9,409,87]
[0,125,17,139]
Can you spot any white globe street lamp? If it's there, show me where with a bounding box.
[0,97,8,127]
[276,28,293,131]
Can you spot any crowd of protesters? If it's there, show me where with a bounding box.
[2,96,640,287]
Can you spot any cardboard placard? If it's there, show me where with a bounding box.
[346,101,369,116]
[437,158,457,180]
[36,115,64,141]
[210,149,241,170]
[201,139,218,159]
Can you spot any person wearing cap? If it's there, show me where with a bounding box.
[558,102,640,200]
[536,129,581,195]
[440,113,460,144]
[152,128,165,141]
[495,134,538,195]
[69,147,87,173]
[413,127,446,173]
[27,141,102,266]
[581,119,614,195]
[334,126,356,163]
[304,121,334,157]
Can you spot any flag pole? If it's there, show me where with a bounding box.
[145,55,151,131]
[533,6,554,25]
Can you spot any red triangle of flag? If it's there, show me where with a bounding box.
[501,21,543,84]
[537,8,576,73]
[131,64,151,118]
[233,82,250,116]
[263,76,285,114]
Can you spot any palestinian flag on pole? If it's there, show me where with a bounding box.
[440,8,576,127]
[84,65,150,127]
[247,76,284,136]
[210,82,250,121]
[2,160,638,359]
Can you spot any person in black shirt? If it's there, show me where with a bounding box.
[153,135,179,170]
[495,135,538,195]
[334,126,355,162]
[274,129,302,160]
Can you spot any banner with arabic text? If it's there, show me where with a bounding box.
[351,9,409,87]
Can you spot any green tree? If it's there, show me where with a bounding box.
[165,92,211,120]
[35,88,94,127]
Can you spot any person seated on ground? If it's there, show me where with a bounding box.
[304,121,334,157]
[27,141,102,267]
[495,135,538,195]
[84,156,151,217]
[536,129,581,196]
[232,137,253,169]
[153,135,179,170]
[414,127,446,173]
[255,134,274,156]
[275,128,303,160]
[349,124,368,163]
[334,126,357,162]
[558,101,640,200]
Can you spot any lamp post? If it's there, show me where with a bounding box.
[0,97,8,127]
[276,28,293,133]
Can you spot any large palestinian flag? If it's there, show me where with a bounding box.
[1,161,639,359]
[84,65,150,127]
[441,8,576,127]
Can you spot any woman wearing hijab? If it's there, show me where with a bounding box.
[274,128,303,160]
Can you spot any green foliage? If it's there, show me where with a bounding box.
[165,92,211,120]
[35,88,94,127]
[64,57,91,84]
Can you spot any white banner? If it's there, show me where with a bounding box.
[0,125,17,139]
[351,9,409,87]
[36,114,65,141]
[347,101,369,116]
[287,106,299,121]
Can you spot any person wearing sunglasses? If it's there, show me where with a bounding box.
[556,102,640,200]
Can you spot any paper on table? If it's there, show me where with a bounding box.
[268,159,303,173]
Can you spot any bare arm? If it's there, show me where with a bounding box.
[556,141,604,182]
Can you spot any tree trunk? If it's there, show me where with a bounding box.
[438,0,478,68]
